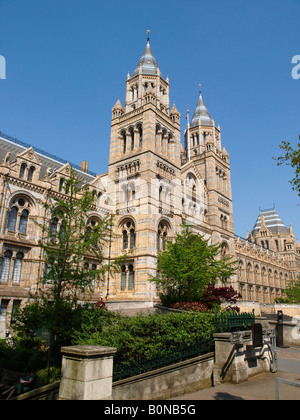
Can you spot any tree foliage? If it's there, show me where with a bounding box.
[284,277,300,303]
[274,138,300,195]
[21,169,124,367]
[151,222,237,304]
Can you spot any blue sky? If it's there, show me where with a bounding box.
[0,0,299,239]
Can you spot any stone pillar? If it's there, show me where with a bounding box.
[213,332,250,386]
[213,330,272,387]
[58,345,117,400]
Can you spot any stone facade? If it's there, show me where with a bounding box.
[0,37,299,337]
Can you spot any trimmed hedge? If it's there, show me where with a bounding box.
[72,308,216,364]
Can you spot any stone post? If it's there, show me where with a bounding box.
[213,332,249,386]
[213,329,272,387]
[58,345,117,400]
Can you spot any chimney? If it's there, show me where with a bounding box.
[81,160,89,173]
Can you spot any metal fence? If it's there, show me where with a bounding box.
[113,311,255,382]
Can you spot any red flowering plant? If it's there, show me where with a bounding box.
[170,301,210,313]
[201,283,242,312]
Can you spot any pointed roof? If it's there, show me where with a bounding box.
[252,207,290,235]
[190,91,213,128]
[132,38,162,78]
[170,102,180,115]
[112,98,123,110]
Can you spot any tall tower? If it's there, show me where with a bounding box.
[107,33,183,304]
[109,33,181,168]
[184,87,235,262]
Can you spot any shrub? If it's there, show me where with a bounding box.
[72,309,215,364]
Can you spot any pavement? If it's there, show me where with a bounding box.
[171,346,300,400]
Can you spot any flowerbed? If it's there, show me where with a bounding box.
[170,301,210,312]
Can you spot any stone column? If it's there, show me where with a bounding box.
[58,345,117,400]
[213,332,249,386]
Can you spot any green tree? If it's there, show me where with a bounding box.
[274,137,300,195]
[151,222,237,304]
[29,169,123,368]
[284,277,300,303]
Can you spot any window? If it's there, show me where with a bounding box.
[90,264,97,289]
[12,252,24,284]
[7,207,18,231]
[121,265,127,290]
[157,221,169,251]
[129,127,134,151]
[0,250,12,282]
[122,220,136,250]
[121,264,135,291]
[27,166,35,182]
[11,300,21,324]
[59,178,64,193]
[121,131,126,154]
[0,300,9,322]
[50,218,58,239]
[19,163,26,179]
[138,125,143,148]
[123,230,128,249]
[7,197,32,235]
[128,265,135,290]
[59,220,66,240]
[19,210,29,234]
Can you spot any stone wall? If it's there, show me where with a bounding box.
[112,353,214,400]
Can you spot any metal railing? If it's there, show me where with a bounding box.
[113,312,256,382]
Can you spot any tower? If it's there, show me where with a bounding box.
[107,34,183,303]
[184,87,235,266]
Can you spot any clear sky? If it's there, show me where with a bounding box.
[0,0,299,239]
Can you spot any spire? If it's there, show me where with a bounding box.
[132,32,162,78]
[190,86,213,128]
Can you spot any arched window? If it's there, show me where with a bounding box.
[19,210,29,234]
[121,265,127,291]
[121,264,135,291]
[129,127,134,151]
[121,130,126,154]
[90,264,97,289]
[1,250,12,283]
[157,221,169,251]
[128,183,136,201]
[12,252,24,284]
[130,229,136,249]
[221,242,229,257]
[138,125,143,148]
[59,220,66,240]
[159,186,163,205]
[7,207,18,231]
[27,166,35,182]
[192,185,196,203]
[128,265,134,290]
[121,220,136,250]
[123,230,128,249]
[19,163,26,179]
[59,178,64,193]
[50,218,58,239]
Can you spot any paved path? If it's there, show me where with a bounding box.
[171,347,300,400]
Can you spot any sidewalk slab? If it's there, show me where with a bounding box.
[170,347,300,400]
